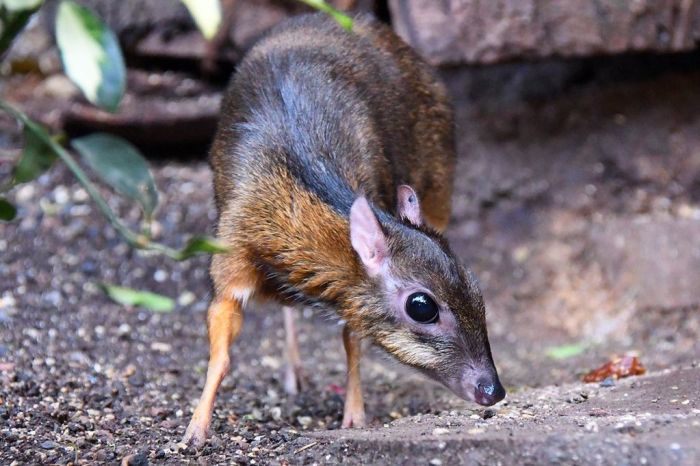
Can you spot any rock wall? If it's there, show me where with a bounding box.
[389,0,700,65]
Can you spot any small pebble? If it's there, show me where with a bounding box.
[297,416,312,428]
[128,372,145,387]
[177,291,196,306]
[151,342,172,353]
[600,377,615,387]
[270,407,282,421]
[121,451,149,466]
[154,270,168,282]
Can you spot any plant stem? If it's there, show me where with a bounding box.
[0,101,183,258]
[297,0,353,31]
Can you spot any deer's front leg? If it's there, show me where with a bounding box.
[183,298,244,448]
[341,325,365,428]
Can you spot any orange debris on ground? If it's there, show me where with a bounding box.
[582,355,646,383]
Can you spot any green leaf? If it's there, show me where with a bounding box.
[180,0,221,40]
[55,1,125,112]
[12,125,56,184]
[101,283,174,312]
[0,0,43,57]
[2,0,43,10]
[0,197,17,221]
[172,236,229,261]
[72,133,158,219]
[297,0,353,31]
[546,343,587,360]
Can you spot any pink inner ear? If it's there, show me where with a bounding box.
[350,197,388,276]
[397,185,422,226]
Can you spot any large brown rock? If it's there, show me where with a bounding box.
[389,0,700,65]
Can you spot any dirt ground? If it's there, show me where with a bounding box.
[2,55,700,464]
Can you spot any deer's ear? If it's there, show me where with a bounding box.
[396,185,422,226]
[350,197,388,277]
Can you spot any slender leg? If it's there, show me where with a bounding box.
[183,298,244,448]
[341,325,366,428]
[282,306,305,395]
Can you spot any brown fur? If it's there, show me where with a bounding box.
[209,13,455,315]
[183,13,502,448]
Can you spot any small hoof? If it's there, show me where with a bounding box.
[341,413,366,428]
[283,365,308,396]
[182,422,208,449]
[283,366,299,395]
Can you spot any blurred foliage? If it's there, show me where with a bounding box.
[181,0,221,40]
[72,133,159,221]
[0,197,17,220]
[0,0,227,308]
[0,0,352,308]
[10,125,56,185]
[298,0,353,31]
[0,101,228,260]
[55,0,125,112]
[545,343,588,360]
[100,284,175,312]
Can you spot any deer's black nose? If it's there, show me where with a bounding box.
[474,376,506,406]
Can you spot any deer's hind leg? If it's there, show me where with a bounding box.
[283,305,312,395]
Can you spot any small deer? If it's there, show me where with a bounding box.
[184,12,505,448]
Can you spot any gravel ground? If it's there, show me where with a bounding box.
[0,163,467,464]
[2,59,700,464]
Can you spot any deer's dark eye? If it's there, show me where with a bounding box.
[405,292,439,324]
